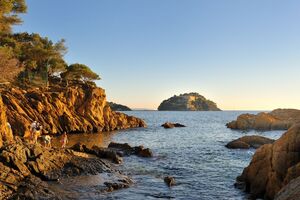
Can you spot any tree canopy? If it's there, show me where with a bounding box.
[0,0,27,34]
[0,0,101,87]
[0,33,67,75]
[0,46,22,83]
[61,64,100,83]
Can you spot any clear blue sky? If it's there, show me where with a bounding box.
[15,0,300,110]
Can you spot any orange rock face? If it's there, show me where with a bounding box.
[227,109,300,130]
[238,125,300,199]
[0,84,146,140]
[0,96,13,147]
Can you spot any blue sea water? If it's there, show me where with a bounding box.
[52,111,284,200]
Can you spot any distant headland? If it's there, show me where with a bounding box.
[158,92,221,111]
[108,102,132,111]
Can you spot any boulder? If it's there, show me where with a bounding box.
[226,135,275,149]
[237,125,300,199]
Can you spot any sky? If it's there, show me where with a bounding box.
[14,0,300,110]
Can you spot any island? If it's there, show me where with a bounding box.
[158,92,221,111]
[108,102,132,111]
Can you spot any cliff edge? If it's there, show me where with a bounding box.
[0,83,146,145]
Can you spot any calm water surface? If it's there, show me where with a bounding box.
[53,111,284,200]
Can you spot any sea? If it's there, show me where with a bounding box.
[51,111,284,200]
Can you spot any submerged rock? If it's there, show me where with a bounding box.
[226,109,300,131]
[164,176,176,187]
[161,122,186,129]
[237,125,300,199]
[226,135,275,149]
[158,92,221,111]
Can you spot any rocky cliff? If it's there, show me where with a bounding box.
[227,109,300,130]
[158,92,221,111]
[237,125,300,199]
[108,102,132,111]
[0,83,146,145]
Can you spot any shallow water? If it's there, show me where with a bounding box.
[53,111,284,199]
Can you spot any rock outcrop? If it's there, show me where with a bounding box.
[0,96,13,147]
[0,83,146,140]
[237,125,300,199]
[0,137,152,199]
[158,92,221,111]
[226,135,275,149]
[108,102,132,111]
[227,109,300,131]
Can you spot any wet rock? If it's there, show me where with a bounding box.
[226,109,300,131]
[108,142,153,158]
[237,125,300,199]
[136,147,153,158]
[226,135,275,149]
[8,175,61,200]
[164,176,176,187]
[0,138,136,199]
[161,122,186,129]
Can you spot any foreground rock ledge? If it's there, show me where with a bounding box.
[0,83,146,141]
[237,125,300,199]
[0,138,152,199]
[227,109,300,131]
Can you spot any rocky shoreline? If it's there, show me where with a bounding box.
[226,109,300,131]
[0,82,150,199]
[227,109,300,199]
[0,137,152,199]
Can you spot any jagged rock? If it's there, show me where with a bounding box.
[226,135,275,149]
[8,175,61,200]
[70,143,123,164]
[107,102,132,111]
[0,138,136,199]
[164,176,176,187]
[227,109,300,130]
[0,96,13,147]
[161,122,186,129]
[158,92,221,111]
[237,125,300,199]
[0,84,146,138]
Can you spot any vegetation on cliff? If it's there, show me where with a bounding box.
[158,92,221,111]
[108,102,132,111]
